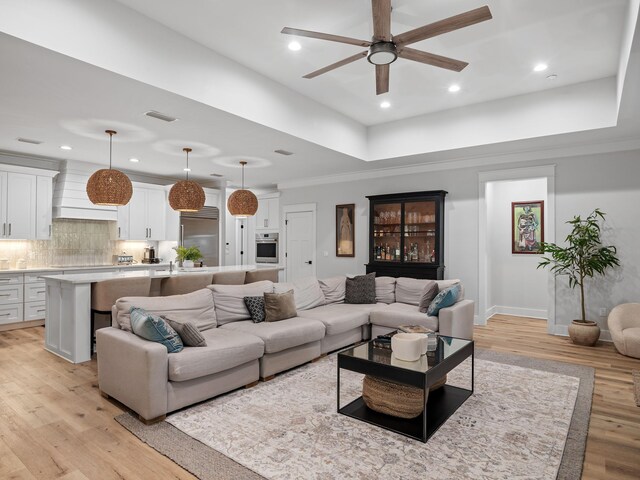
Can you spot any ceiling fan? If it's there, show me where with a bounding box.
[282,1,492,95]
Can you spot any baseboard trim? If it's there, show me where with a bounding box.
[487,305,547,320]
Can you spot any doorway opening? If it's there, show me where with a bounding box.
[478,166,556,333]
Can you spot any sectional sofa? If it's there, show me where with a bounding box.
[96,275,474,422]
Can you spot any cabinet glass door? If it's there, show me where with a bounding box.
[404,200,437,263]
[372,203,402,262]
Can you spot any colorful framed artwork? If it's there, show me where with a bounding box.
[512,200,544,254]
[336,204,355,257]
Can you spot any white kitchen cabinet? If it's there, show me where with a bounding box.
[255,194,280,231]
[0,304,23,325]
[128,185,167,240]
[36,176,53,239]
[117,203,130,240]
[0,167,56,240]
[3,172,36,239]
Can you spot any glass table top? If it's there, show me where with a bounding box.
[339,336,472,374]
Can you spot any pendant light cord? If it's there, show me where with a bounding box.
[109,132,113,169]
[186,150,189,181]
[241,163,245,189]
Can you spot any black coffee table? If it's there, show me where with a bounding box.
[337,335,474,442]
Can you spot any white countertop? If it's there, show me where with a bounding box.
[0,263,171,275]
[40,264,284,284]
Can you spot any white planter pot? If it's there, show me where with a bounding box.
[182,260,195,268]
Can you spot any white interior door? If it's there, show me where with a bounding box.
[285,210,315,281]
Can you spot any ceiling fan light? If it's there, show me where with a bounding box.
[367,42,397,65]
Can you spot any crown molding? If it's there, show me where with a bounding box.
[277,135,640,190]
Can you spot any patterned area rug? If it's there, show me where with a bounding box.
[116,350,594,480]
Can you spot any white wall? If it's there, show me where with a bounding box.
[486,178,548,318]
[279,150,640,335]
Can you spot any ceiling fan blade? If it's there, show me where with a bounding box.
[394,5,492,47]
[375,64,390,95]
[303,51,368,79]
[372,0,392,41]
[398,47,468,72]
[281,27,371,47]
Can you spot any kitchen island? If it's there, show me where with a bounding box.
[41,264,284,363]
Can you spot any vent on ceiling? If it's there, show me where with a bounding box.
[144,110,178,123]
[210,173,224,177]
[17,137,43,145]
[274,149,294,156]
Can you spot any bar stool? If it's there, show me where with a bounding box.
[160,273,214,296]
[245,268,279,283]
[211,271,247,285]
[91,277,152,350]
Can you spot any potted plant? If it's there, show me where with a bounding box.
[174,245,203,268]
[538,208,619,346]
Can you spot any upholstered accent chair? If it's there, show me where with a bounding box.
[608,303,640,358]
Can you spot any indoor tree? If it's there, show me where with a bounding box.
[538,208,619,322]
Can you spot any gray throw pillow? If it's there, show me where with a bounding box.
[163,316,207,347]
[244,296,266,323]
[264,290,297,322]
[345,273,376,304]
[418,280,439,313]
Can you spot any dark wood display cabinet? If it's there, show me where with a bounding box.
[366,190,447,279]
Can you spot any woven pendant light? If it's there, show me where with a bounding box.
[227,161,258,218]
[169,148,206,212]
[86,130,133,206]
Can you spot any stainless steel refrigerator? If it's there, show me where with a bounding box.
[180,207,219,266]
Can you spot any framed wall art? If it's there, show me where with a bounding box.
[512,200,544,254]
[336,204,355,257]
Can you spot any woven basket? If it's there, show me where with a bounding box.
[362,375,448,419]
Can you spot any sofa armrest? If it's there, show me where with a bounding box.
[438,299,475,340]
[96,327,168,421]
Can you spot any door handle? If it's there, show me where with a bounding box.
[2,223,4,236]
[118,226,121,238]
[149,228,151,238]
[305,260,312,265]
[8,223,11,236]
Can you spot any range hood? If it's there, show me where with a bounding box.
[53,161,117,220]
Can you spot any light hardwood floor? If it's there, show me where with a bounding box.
[0,317,638,479]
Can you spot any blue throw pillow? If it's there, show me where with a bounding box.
[426,284,460,316]
[130,307,184,353]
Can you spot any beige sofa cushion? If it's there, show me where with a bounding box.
[220,317,325,354]
[168,329,264,382]
[297,303,379,336]
[208,281,274,325]
[264,290,297,322]
[396,277,462,305]
[115,288,216,332]
[375,276,396,304]
[274,276,325,311]
[319,276,346,304]
[370,302,439,332]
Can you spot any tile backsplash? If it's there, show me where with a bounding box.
[0,219,155,268]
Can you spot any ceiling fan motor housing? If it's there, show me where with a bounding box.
[367,41,397,65]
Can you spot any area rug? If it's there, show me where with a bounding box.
[634,370,640,407]
[116,350,594,480]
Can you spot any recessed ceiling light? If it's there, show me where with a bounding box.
[60,145,72,150]
[380,101,391,109]
[546,74,558,80]
[129,158,139,163]
[183,168,191,172]
[534,63,548,72]
[448,84,461,93]
[288,41,301,51]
